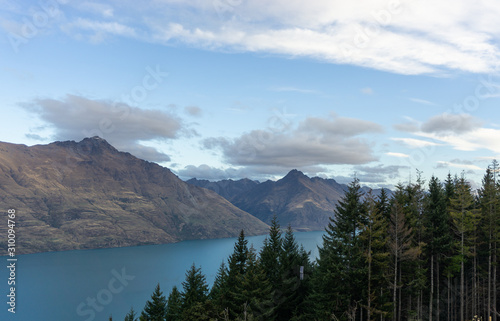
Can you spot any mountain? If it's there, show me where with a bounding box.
[203,170,392,231]
[0,137,269,254]
[229,169,348,231]
[186,178,259,201]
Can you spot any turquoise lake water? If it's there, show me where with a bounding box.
[1,231,325,321]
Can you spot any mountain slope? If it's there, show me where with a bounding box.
[186,178,260,201]
[230,169,348,231]
[0,137,269,254]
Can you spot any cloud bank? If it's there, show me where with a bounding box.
[202,114,383,174]
[4,0,500,75]
[21,94,189,162]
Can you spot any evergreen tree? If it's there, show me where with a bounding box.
[141,283,167,321]
[394,177,427,320]
[444,172,458,207]
[312,177,367,320]
[181,264,209,313]
[124,307,138,321]
[278,225,304,320]
[209,261,229,313]
[235,246,276,320]
[407,173,428,320]
[229,230,249,276]
[259,215,284,318]
[165,286,182,321]
[181,300,219,321]
[449,174,477,321]
[425,176,452,321]
[478,161,500,321]
[226,230,250,319]
[376,187,392,222]
[360,190,391,320]
[389,189,420,321]
[260,215,283,286]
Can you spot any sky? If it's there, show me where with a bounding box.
[1,0,500,189]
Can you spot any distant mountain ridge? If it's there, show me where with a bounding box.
[186,178,260,201]
[0,137,269,254]
[187,169,390,231]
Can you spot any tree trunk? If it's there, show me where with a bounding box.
[368,233,372,321]
[430,254,434,321]
[393,251,398,321]
[473,245,477,318]
[461,229,464,321]
[493,247,497,321]
[465,279,469,321]
[488,236,492,320]
[398,268,402,321]
[419,290,423,321]
[437,259,440,321]
[446,275,453,321]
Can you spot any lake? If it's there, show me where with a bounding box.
[1,231,325,321]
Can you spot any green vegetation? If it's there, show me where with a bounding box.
[125,162,500,321]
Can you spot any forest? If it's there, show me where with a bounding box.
[122,161,500,321]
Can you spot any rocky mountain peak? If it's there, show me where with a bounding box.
[51,136,119,157]
[0,138,269,254]
[282,169,306,181]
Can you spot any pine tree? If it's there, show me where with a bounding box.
[389,190,419,321]
[141,283,167,321]
[180,300,218,321]
[478,161,500,321]
[425,176,452,321]
[226,230,250,319]
[278,225,303,320]
[376,187,391,222]
[445,172,457,207]
[124,307,138,321]
[313,177,367,320]
[209,261,229,313]
[360,190,391,320]
[229,230,249,276]
[181,264,209,313]
[291,244,314,321]
[235,246,276,320]
[260,215,283,286]
[449,174,477,321]
[165,286,182,321]
[404,172,428,320]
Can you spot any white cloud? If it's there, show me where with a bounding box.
[393,112,500,160]
[386,152,410,158]
[392,137,441,148]
[21,94,191,162]
[354,164,409,183]
[11,0,498,75]
[420,113,483,134]
[437,161,482,171]
[409,97,437,106]
[270,86,319,94]
[64,18,136,43]
[417,128,500,154]
[203,114,383,169]
[146,0,500,75]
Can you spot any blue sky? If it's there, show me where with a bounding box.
[1,0,500,188]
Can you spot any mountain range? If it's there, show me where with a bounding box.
[188,170,346,231]
[0,137,390,254]
[187,170,390,231]
[0,137,268,254]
